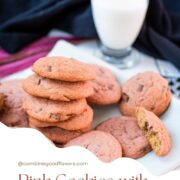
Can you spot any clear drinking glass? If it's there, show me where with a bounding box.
[91,0,149,68]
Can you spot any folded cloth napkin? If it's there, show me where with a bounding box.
[0,0,180,69]
[0,36,78,79]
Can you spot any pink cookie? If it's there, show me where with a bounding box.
[87,65,121,105]
[64,130,122,162]
[136,107,172,156]
[96,116,151,159]
[119,71,172,117]
[0,80,28,127]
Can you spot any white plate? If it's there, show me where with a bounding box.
[2,41,180,175]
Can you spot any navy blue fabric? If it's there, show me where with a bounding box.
[0,0,96,53]
[134,0,180,69]
[0,0,180,69]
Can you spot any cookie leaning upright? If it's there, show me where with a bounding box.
[32,56,96,82]
[119,71,172,117]
[135,107,172,156]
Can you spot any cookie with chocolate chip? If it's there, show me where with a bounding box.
[87,65,122,105]
[32,56,96,82]
[0,80,28,127]
[29,106,93,131]
[23,74,94,101]
[136,107,171,156]
[64,131,122,162]
[29,122,92,144]
[23,95,87,122]
[119,71,172,117]
[96,116,151,159]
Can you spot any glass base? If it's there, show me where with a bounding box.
[97,45,140,69]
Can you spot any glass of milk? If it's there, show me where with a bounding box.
[91,0,149,68]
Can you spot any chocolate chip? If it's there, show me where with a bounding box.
[108,84,114,90]
[137,84,144,92]
[150,106,155,111]
[142,146,151,153]
[47,66,52,72]
[122,93,129,102]
[35,108,43,113]
[149,126,153,130]
[37,79,41,85]
[84,144,90,149]
[50,114,60,120]
[94,88,99,93]
[144,121,149,131]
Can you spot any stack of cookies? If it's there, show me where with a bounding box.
[23,56,96,145]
